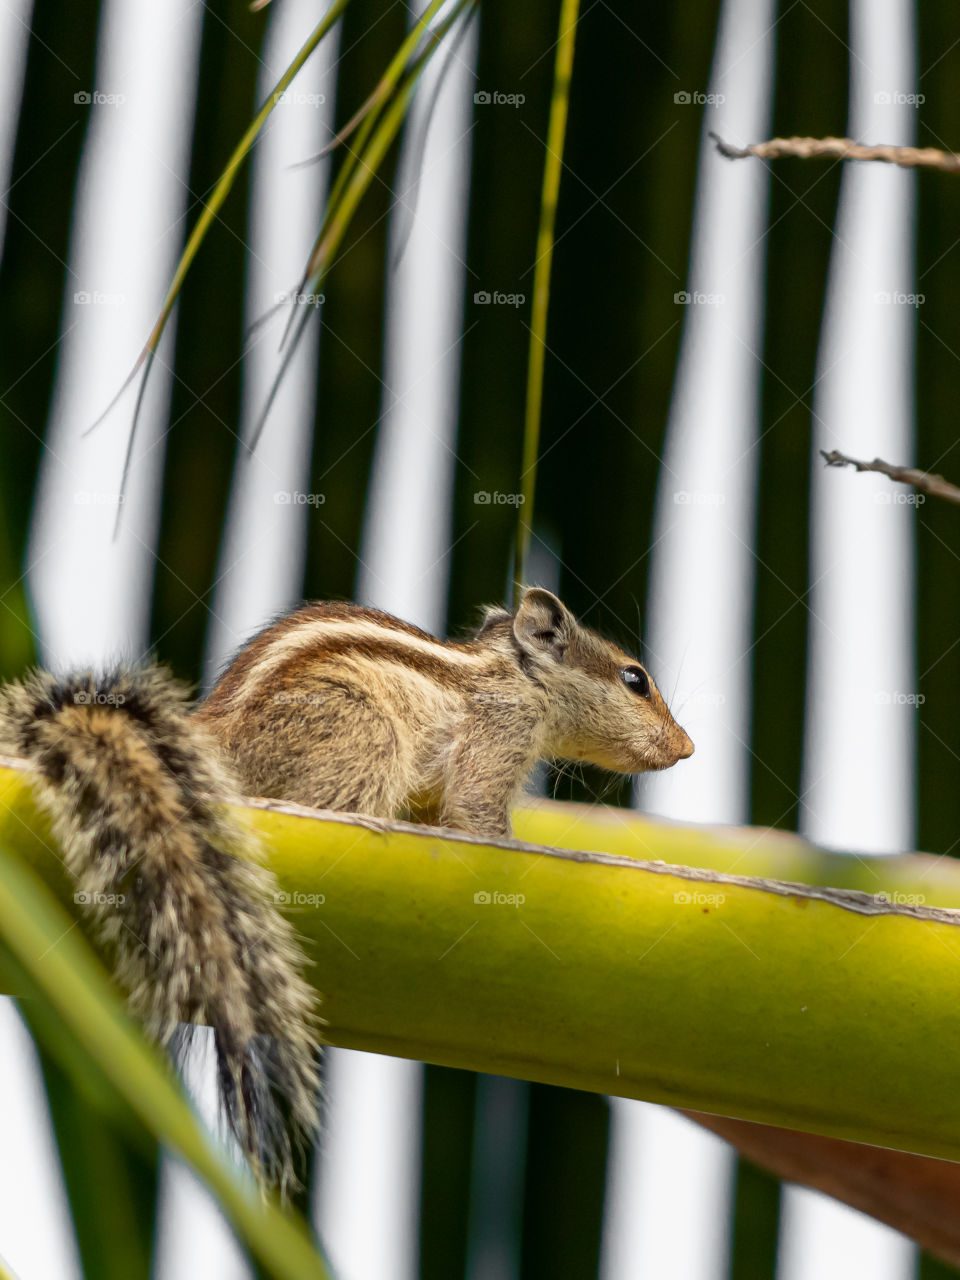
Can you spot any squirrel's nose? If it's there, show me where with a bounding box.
[677,730,695,760]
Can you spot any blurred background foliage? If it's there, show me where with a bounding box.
[1,0,959,1277]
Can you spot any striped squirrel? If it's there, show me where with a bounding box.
[0,587,692,1190]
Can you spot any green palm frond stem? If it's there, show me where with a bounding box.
[514,0,581,605]
[3,760,960,1164]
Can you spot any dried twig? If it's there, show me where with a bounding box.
[710,132,960,174]
[821,450,960,506]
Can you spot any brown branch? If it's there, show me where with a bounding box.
[821,449,960,506]
[687,1113,960,1271]
[710,132,960,173]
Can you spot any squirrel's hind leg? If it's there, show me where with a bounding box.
[221,679,411,820]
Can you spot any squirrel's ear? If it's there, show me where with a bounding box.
[513,588,576,661]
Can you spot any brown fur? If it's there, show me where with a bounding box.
[0,589,691,1191]
[197,587,694,837]
[0,666,319,1195]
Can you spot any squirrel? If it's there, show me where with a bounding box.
[0,587,692,1191]
[196,588,694,834]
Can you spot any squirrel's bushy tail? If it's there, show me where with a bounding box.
[0,665,320,1194]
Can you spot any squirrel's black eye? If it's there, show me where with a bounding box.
[620,666,650,699]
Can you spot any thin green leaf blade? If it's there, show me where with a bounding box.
[35,1042,158,1280]
[0,829,330,1280]
[514,0,581,603]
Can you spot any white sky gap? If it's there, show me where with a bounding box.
[201,2,339,690]
[780,1,918,1276]
[156,4,339,1278]
[2,4,200,1279]
[0,0,33,255]
[27,0,201,668]
[602,1,775,1277]
[0,1002,81,1280]
[355,4,478,636]
[0,10,81,1276]
[316,8,478,1280]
